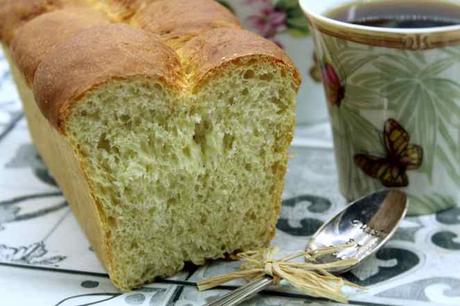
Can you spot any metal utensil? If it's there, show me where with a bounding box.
[204,190,408,306]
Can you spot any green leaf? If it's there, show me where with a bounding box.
[286,28,309,37]
[331,107,383,198]
[424,78,460,96]
[273,0,310,35]
[373,61,413,78]
[323,35,348,53]
[437,147,460,184]
[408,193,456,215]
[419,57,456,77]
[439,120,458,153]
[413,89,437,179]
[329,108,343,135]
[336,38,348,49]
[410,50,428,65]
[274,0,299,10]
[285,6,305,18]
[425,194,457,208]
[286,15,309,33]
[437,100,460,127]
[340,55,376,77]
[397,85,419,123]
[350,72,385,89]
[216,0,234,13]
[440,47,460,58]
[286,14,307,27]
[379,53,420,73]
[424,78,460,126]
[344,84,383,110]
[343,107,381,151]
[383,80,417,111]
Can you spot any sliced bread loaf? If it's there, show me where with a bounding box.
[1,0,300,290]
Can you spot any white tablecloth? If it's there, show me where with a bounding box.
[0,50,459,306]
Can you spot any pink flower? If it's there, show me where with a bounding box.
[321,63,345,107]
[247,7,286,38]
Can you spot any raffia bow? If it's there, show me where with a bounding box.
[197,243,363,303]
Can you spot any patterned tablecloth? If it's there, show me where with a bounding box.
[0,50,459,306]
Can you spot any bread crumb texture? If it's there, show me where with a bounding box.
[67,61,296,289]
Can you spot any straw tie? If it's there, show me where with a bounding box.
[197,243,363,303]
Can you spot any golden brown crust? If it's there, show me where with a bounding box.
[0,0,63,44]
[33,24,182,130]
[11,8,111,85]
[106,0,144,21]
[4,0,300,132]
[179,28,301,90]
[134,0,240,48]
[0,0,137,45]
[0,0,97,44]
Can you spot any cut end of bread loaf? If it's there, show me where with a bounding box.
[66,59,296,290]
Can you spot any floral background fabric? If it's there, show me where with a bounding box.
[218,0,309,47]
[1,48,460,305]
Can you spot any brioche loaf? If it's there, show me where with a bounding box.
[0,0,300,290]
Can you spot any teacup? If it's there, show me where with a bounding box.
[299,0,460,215]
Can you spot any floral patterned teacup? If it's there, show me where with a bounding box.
[219,0,328,125]
[300,0,460,215]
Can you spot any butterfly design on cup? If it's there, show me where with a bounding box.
[354,119,423,187]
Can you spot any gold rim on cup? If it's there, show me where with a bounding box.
[299,0,460,50]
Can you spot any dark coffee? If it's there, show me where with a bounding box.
[326,0,460,28]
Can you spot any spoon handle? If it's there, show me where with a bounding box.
[204,277,273,306]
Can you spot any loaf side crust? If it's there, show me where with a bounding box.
[2,45,112,274]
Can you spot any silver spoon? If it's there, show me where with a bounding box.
[204,189,408,306]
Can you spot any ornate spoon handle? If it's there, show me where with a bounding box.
[204,277,273,306]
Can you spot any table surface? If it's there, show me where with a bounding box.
[0,50,459,306]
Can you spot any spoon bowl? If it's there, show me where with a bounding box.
[307,189,407,273]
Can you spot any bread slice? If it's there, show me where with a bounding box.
[1,0,300,290]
